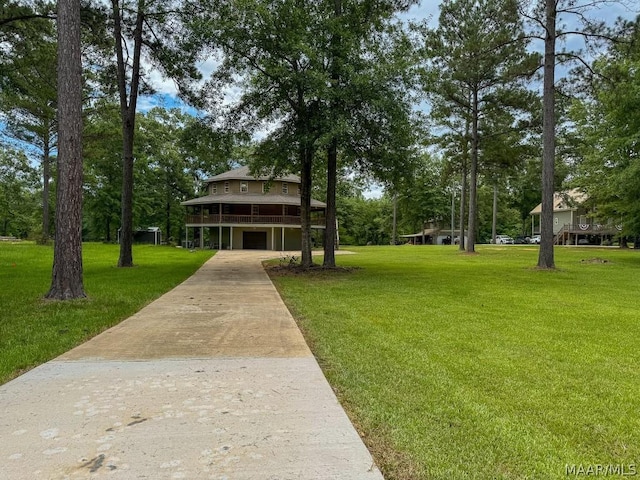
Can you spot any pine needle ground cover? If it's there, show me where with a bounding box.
[0,242,214,385]
[268,246,640,480]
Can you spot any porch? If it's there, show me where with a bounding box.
[185,213,326,227]
[554,223,622,245]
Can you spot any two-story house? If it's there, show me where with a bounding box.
[181,166,326,250]
[529,189,620,245]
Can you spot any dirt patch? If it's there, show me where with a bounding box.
[581,257,611,264]
[264,263,360,277]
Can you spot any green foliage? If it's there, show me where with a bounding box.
[83,105,218,243]
[83,102,123,242]
[395,154,450,234]
[271,246,640,479]
[477,185,522,241]
[417,0,539,248]
[339,195,392,246]
[0,242,214,384]
[571,19,640,237]
[0,148,39,237]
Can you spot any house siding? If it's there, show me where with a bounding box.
[183,167,323,251]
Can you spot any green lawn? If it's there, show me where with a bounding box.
[268,246,640,480]
[0,242,214,385]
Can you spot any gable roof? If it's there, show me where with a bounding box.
[181,193,326,208]
[530,189,588,215]
[204,165,301,184]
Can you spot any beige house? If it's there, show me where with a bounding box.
[529,189,620,245]
[182,166,326,250]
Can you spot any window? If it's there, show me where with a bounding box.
[262,182,269,194]
[282,182,288,194]
[224,181,230,193]
[240,181,248,193]
[252,205,259,216]
[297,185,301,195]
[211,183,217,194]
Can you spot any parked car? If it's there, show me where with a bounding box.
[514,236,530,244]
[530,235,541,244]
[495,235,514,244]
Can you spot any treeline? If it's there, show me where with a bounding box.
[1,0,639,256]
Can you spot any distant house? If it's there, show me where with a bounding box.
[400,226,468,246]
[181,166,326,250]
[117,227,162,245]
[529,189,620,245]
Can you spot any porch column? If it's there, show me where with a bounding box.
[218,225,222,250]
[200,226,204,249]
[185,228,188,249]
[230,226,233,250]
[271,227,275,251]
[281,227,285,251]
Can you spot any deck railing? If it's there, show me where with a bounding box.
[562,223,620,234]
[554,223,621,245]
[186,214,326,227]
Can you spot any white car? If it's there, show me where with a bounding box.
[495,235,514,244]
[530,235,541,244]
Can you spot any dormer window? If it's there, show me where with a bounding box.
[211,183,217,194]
[240,181,248,193]
[282,182,288,194]
[224,181,230,193]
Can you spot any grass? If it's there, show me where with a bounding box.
[0,242,214,385]
[268,245,640,480]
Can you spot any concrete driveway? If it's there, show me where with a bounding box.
[0,250,383,479]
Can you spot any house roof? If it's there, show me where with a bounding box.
[181,193,326,208]
[529,189,587,215]
[400,228,463,238]
[204,165,301,184]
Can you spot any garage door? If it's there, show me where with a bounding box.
[243,231,267,250]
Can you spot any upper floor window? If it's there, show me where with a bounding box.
[262,182,269,194]
[224,181,230,193]
[211,183,217,194]
[282,182,288,194]
[240,181,248,193]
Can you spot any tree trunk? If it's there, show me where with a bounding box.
[118,117,135,266]
[619,236,628,248]
[323,138,337,267]
[323,0,341,268]
[46,0,86,300]
[491,183,498,244]
[41,127,51,243]
[393,192,398,245]
[466,87,479,253]
[458,161,467,251]
[113,0,144,267]
[537,0,556,269]
[166,198,171,243]
[300,142,313,268]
